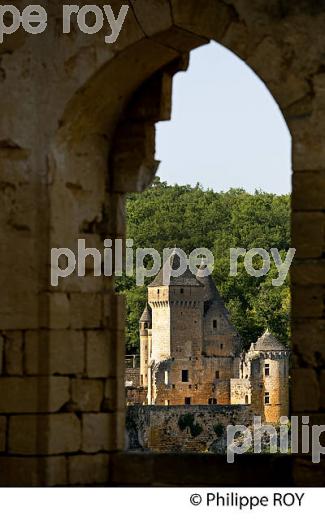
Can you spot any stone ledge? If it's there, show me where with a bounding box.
[110,452,295,486]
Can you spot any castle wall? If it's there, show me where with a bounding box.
[126,387,147,406]
[230,379,251,405]
[140,329,150,387]
[203,302,240,360]
[249,354,289,423]
[150,353,240,405]
[125,367,140,388]
[0,0,322,487]
[126,404,252,453]
[148,287,171,362]
[169,287,204,358]
[263,356,290,423]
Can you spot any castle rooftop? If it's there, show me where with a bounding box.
[140,304,152,323]
[149,250,203,287]
[252,329,287,351]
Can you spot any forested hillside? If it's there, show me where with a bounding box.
[116,178,291,353]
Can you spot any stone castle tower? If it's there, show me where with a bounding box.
[139,304,152,389]
[128,252,290,423]
[242,330,290,423]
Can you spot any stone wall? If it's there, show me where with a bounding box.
[0,0,324,485]
[230,379,251,405]
[125,367,140,387]
[126,387,147,406]
[126,404,252,453]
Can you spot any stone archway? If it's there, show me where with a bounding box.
[0,0,324,485]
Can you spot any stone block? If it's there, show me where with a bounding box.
[71,379,103,412]
[45,456,68,486]
[292,320,325,366]
[292,285,324,318]
[0,377,69,413]
[320,371,325,410]
[0,456,67,486]
[131,0,172,36]
[103,292,126,331]
[291,369,320,412]
[68,454,109,485]
[0,416,6,452]
[291,117,325,171]
[292,211,324,258]
[86,330,111,377]
[171,0,232,40]
[291,261,325,285]
[40,292,70,329]
[8,414,81,455]
[3,331,23,375]
[82,413,113,453]
[70,292,102,329]
[25,330,84,375]
[0,335,4,374]
[153,25,207,53]
[104,377,125,412]
[292,171,325,211]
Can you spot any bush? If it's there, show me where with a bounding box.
[178,413,203,437]
[213,422,225,437]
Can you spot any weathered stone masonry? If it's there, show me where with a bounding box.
[0,0,324,485]
[126,404,252,453]
[133,253,289,426]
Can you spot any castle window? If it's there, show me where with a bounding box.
[220,343,223,350]
[140,375,143,385]
[208,398,217,404]
[164,371,169,385]
[182,369,189,382]
[157,289,160,296]
[265,363,270,376]
[185,397,191,405]
[264,392,270,404]
[180,288,184,294]
[213,319,217,329]
[245,395,249,404]
[165,400,170,406]
[215,370,220,379]
[189,384,192,389]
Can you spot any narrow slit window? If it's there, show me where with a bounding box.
[182,369,189,382]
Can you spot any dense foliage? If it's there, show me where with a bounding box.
[116,178,291,353]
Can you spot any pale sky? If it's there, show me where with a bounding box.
[156,41,292,195]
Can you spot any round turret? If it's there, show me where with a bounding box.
[139,305,152,390]
[249,330,290,423]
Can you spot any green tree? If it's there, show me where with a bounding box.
[117,178,291,352]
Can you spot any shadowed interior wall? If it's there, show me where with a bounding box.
[0,0,324,485]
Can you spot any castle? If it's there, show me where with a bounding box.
[127,252,290,424]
